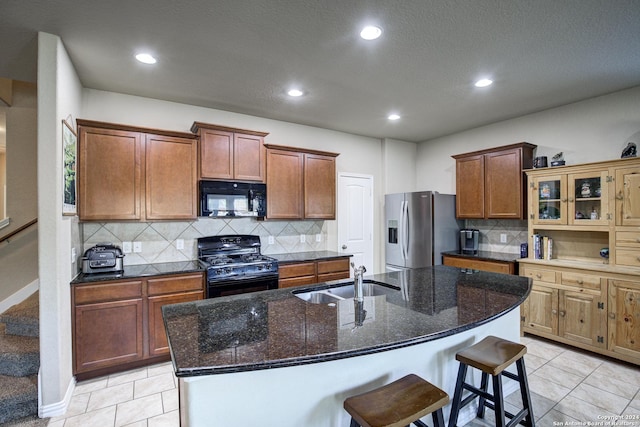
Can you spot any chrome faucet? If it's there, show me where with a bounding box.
[351,262,367,302]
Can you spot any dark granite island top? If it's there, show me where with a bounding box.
[162,265,531,377]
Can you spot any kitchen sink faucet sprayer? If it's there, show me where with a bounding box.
[351,262,367,302]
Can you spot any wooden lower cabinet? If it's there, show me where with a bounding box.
[278,258,350,289]
[608,279,640,361]
[74,298,144,374]
[520,263,639,364]
[73,272,204,378]
[442,255,516,274]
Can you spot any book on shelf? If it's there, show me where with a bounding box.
[532,234,553,260]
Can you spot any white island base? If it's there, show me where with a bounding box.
[178,309,521,427]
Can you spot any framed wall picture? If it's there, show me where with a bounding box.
[62,119,77,215]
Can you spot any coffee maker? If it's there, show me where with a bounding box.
[460,229,479,254]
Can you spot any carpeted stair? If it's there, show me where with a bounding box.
[0,292,41,425]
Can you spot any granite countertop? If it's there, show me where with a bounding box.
[70,260,204,285]
[269,251,352,264]
[442,250,522,263]
[162,265,531,377]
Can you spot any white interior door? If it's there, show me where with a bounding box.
[338,173,374,276]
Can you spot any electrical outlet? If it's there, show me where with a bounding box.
[316,234,322,242]
[122,241,132,253]
[133,241,142,253]
[268,236,275,245]
[500,233,507,243]
[71,247,77,263]
[300,234,306,243]
[176,239,184,250]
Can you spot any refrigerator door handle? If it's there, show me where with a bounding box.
[402,200,410,261]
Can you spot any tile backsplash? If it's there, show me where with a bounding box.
[81,218,328,266]
[464,219,528,254]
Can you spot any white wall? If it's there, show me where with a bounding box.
[81,90,390,272]
[382,138,417,194]
[37,32,83,414]
[416,86,640,193]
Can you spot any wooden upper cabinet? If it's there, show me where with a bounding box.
[77,120,198,221]
[266,148,304,219]
[265,144,338,220]
[145,134,198,220]
[191,122,268,182]
[455,154,484,218]
[304,153,336,219]
[78,125,143,221]
[615,166,640,226]
[453,142,535,220]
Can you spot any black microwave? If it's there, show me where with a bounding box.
[199,180,267,218]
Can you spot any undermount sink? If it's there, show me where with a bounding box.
[293,280,399,304]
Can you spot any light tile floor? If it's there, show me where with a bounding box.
[41,335,640,426]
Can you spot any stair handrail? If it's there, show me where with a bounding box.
[0,218,38,244]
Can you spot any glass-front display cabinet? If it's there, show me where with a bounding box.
[531,174,567,225]
[568,170,609,226]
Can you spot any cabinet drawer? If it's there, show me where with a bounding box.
[147,274,204,296]
[317,271,350,283]
[279,276,316,289]
[560,271,602,291]
[615,249,640,268]
[279,262,316,279]
[616,231,640,248]
[443,256,513,274]
[317,258,350,275]
[520,267,557,284]
[74,281,143,305]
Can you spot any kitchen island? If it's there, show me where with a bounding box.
[162,265,531,427]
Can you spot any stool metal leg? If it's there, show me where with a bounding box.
[432,408,446,427]
[492,374,505,427]
[350,418,359,427]
[448,363,469,427]
[476,372,489,419]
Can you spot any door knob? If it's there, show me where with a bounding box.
[342,244,347,250]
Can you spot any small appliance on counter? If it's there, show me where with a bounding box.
[460,229,479,254]
[81,243,125,274]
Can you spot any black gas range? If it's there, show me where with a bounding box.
[197,235,279,298]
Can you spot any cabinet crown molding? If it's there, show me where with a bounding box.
[77,119,197,139]
[452,142,536,159]
[191,121,269,137]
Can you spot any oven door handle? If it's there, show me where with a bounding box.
[248,190,254,211]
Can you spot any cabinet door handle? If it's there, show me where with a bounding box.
[577,279,584,285]
[561,198,567,203]
[609,312,615,319]
[616,191,624,200]
[568,197,575,202]
[552,309,558,315]
[535,273,542,279]
[559,310,566,317]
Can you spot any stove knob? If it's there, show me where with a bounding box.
[215,269,223,275]
[266,263,272,269]
[225,267,233,274]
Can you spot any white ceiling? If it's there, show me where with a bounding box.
[1,0,639,142]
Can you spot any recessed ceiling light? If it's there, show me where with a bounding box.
[135,53,157,64]
[287,89,304,97]
[474,78,493,88]
[360,25,382,40]
[388,114,401,121]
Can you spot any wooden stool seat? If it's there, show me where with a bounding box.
[344,374,449,427]
[448,336,535,427]
[456,335,527,376]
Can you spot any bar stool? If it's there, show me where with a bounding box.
[344,374,449,427]
[448,336,534,427]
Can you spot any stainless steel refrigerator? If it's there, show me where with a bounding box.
[385,191,462,270]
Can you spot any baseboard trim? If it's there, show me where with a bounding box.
[0,279,39,313]
[39,370,76,418]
